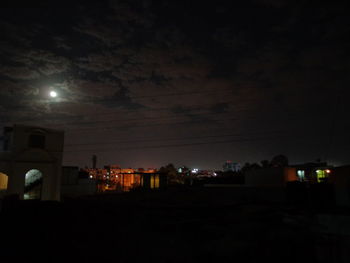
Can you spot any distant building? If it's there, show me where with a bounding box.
[223,161,241,172]
[83,166,167,192]
[0,124,64,201]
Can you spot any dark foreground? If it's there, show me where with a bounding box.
[1,187,349,263]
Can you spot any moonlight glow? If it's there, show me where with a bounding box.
[50,91,57,98]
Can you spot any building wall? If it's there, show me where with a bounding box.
[331,166,350,207]
[284,167,298,182]
[9,125,64,154]
[0,125,64,201]
[61,166,96,197]
[245,167,298,187]
[62,166,79,185]
[61,179,96,197]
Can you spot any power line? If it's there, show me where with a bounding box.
[63,132,327,153]
[74,86,240,104]
[54,108,245,127]
[37,100,249,125]
[64,129,287,147]
[63,136,275,153]
[95,88,235,101]
[62,117,260,133]
[61,113,313,133]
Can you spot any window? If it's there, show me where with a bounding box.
[150,175,160,189]
[0,172,8,191]
[28,134,45,149]
[150,175,155,189]
[316,170,327,183]
[155,175,160,188]
[297,170,305,181]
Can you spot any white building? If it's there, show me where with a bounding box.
[0,125,64,201]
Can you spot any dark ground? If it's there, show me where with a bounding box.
[0,187,349,263]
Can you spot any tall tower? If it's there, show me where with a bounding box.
[92,155,97,169]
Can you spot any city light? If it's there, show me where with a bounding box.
[326,169,331,173]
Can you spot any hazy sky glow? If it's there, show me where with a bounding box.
[1,1,349,169]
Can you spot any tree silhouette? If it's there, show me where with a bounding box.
[241,162,261,172]
[271,154,289,167]
[260,160,270,168]
[159,163,183,184]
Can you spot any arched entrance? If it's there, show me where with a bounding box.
[24,169,43,200]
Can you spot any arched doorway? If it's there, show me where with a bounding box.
[24,169,43,200]
[0,172,8,197]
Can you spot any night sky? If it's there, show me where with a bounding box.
[1,1,349,169]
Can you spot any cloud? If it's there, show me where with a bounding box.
[75,52,124,72]
[1,46,72,77]
[210,103,230,114]
[52,36,73,50]
[0,66,40,80]
[70,79,117,97]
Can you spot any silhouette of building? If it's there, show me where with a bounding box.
[0,124,64,201]
[245,167,298,187]
[61,166,96,198]
[330,165,350,207]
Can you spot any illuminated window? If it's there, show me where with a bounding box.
[155,175,160,188]
[150,175,155,189]
[0,172,8,191]
[316,170,327,183]
[297,170,305,181]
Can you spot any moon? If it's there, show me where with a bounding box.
[50,91,57,98]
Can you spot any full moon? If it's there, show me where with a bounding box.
[50,91,57,98]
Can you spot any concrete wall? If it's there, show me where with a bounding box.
[10,125,64,154]
[0,125,64,201]
[245,167,298,187]
[331,166,350,207]
[61,179,96,197]
[8,161,60,201]
[62,166,79,185]
[61,167,96,197]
